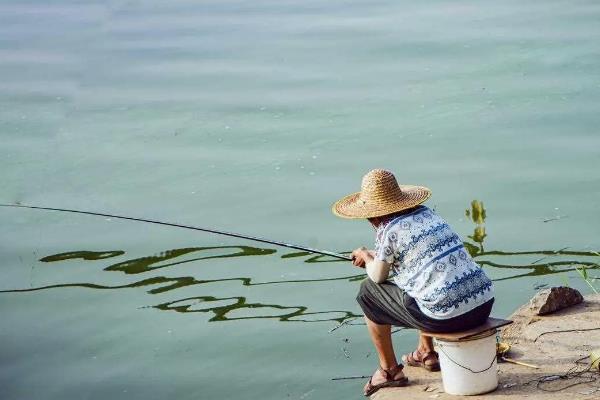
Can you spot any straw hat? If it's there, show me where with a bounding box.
[332,169,431,219]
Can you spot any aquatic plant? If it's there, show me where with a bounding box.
[576,265,599,294]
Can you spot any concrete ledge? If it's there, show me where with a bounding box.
[372,294,600,399]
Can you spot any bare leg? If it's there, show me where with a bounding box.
[418,332,435,354]
[364,316,406,389]
[365,316,398,369]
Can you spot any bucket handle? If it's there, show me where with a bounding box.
[437,344,497,374]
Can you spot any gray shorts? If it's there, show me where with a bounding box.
[356,279,494,332]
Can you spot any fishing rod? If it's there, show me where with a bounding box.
[0,203,352,261]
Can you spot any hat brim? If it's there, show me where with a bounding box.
[332,185,431,219]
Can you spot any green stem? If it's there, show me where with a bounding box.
[576,266,599,294]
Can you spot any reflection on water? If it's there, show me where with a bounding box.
[16,245,365,323]
[153,295,358,323]
[2,202,599,323]
[40,250,126,261]
[281,251,348,263]
[53,246,276,275]
[463,200,599,281]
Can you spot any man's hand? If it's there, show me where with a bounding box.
[351,247,373,268]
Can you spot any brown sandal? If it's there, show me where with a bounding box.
[402,350,440,372]
[363,364,409,397]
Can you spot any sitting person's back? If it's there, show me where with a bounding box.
[374,205,494,319]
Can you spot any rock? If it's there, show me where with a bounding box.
[501,287,584,345]
[591,348,600,370]
[529,287,583,315]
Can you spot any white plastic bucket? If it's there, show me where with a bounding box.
[434,330,498,396]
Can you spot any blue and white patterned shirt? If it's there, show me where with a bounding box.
[374,205,494,319]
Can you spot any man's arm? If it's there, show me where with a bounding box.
[351,247,391,283]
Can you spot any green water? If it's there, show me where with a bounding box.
[1,1,600,399]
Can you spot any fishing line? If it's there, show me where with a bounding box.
[0,204,352,261]
[526,355,599,392]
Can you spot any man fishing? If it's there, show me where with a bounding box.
[332,169,495,396]
[3,170,495,398]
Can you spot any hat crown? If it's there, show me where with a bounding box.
[360,169,402,202]
[332,168,431,219]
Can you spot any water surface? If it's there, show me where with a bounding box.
[1,1,600,399]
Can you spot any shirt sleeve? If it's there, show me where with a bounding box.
[375,226,397,264]
[366,259,391,283]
